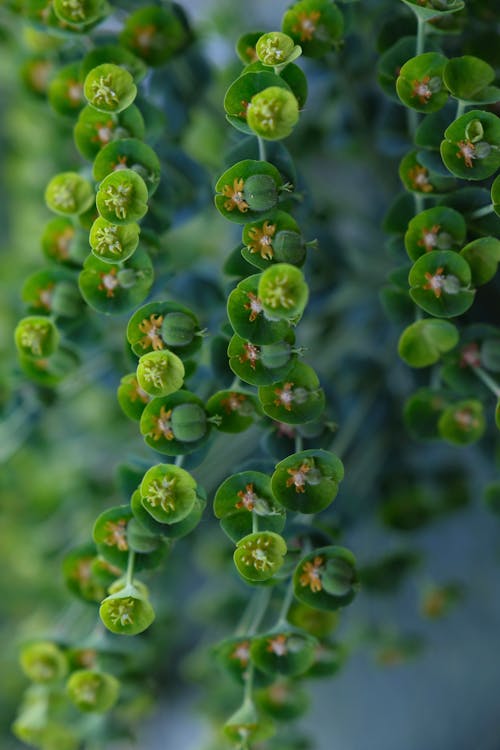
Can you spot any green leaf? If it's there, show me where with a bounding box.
[398,319,459,367]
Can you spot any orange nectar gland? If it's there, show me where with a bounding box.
[103,520,129,551]
[292,10,321,42]
[267,635,288,656]
[411,76,433,105]
[221,392,247,414]
[98,267,120,297]
[133,25,157,52]
[91,120,115,145]
[239,342,260,369]
[239,536,274,572]
[286,462,311,493]
[274,382,294,411]
[149,406,174,441]
[418,225,440,252]
[299,556,324,592]
[129,377,150,404]
[231,641,250,666]
[138,313,164,351]
[423,267,446,298]
[247,221,276,260]
[408,165,433,193]
[223,178,249,213]
[459,342,480,369]
[145,475,177,512]
[244,292,263,322]
[238,99,249,119]
[107,597,136,628]
[456,140,476,168]
[236,483,259,511]
[112,155,129,171]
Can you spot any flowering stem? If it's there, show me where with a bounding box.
[274,576,295,631]
[175,454,185,467]
[416,17,426,56]
[294,433,303,453]
[468,204,494,220]
[473,366,500,398]
[414,193,424,216]
[247,587,272,635]
[455,99,466,119]
[252,511,259,534]
[257,136,267,162]
[125,549,136,588]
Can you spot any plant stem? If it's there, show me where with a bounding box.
[257,136,267,162]
[274,576,295,630]
[175,454,185,467]
[125,549,136,588]
[247,587,272,635]
[414,193,424,216]
[473,367,500,398]
[468,204,494,220]
[455,99,466,119]
[416,17,426,56]
[252,511,259,534]
[294,433,303,453]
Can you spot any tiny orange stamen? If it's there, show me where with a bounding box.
[247,220,276,260]
[220,392,246,414]
[422,267,446,298]
[286,462,311,493]
[266,635,288,656]
[138,313,164,351]
[408,165,433,193]
[292,10,321,42]
[244,291,263,322]
[103,519,128,551]
[129,377,150,404]
[417,225,440,252]
[35,283,55,311]
[223,178,249,213]
[149,405,174,441]
[239,342,260,370]
[98,266,119,297]
[299,556,324,593]
[231,640,250,666]
[411,76,432,105]
[274,382,294,411]
[236,483,258,511]
[456,140,476,168]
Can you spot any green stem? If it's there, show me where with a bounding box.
[294,433,303,454]
[247,587,272,635]
[473,367,500,398]
[125,549,136,588]
[257,136,267,162]
[414,193,424,216]
[243,662,255,703]
[455,99,466,119]
[274,576,295,630]
[416,17,426,56]
[468,204,494,220]
[252,511,259,534]
[175,454,185,467]
[407,108,419,141]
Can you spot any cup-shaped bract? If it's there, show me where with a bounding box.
[99,584,155,636]
[396,53,449,113]
[258,263,309,322]
[96,168,148,224]
[139,463,197,524]
[234,531,287,582]
[438,399,486,445]
[84,63,137,113]
[271,449,344,513]
[136,349,185,398]
[15,316,60,359]
[293,546,358,611]
[20,642,68,684]
[408,250,474,318]
[66,670,120,713]
[45,172,94,216]
[247,86,299,141]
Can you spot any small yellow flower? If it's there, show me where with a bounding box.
[223,178,249,213]
[138,313,165,351]
[292,10,321,42]
[408,165,433,193]
[149,406,174,441]
[299,556,324,593]
[286,462,311,493]
[456,140,476,168]
[417,225,440,252]
[103,519,128,551]
[247,220,276,260]
[422,267,446,298]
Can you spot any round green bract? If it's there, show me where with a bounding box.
[440,110,500,181]
[247,86,299,141]
[443,56,495,102]
[399,151,455,195]
[81,44,147,82]
[48,62,84,116]
[404,206,466,262]
[398,319,459,367]
[206,389,259,434]
[140,391,210,455]
[136,349,185,398]
[256,32,297,66]
[78,249,154,314]
[271,449,344,513]
[409,250,474,318]
[73,104,145,161]
[45,172,94,216]
[258,263,308,322]
[99,585,155,635]
[119,5,191,67]
[282,0,344,57]
[258,361,325,424]
[53,0,106,25]
[89,217,140,262]
[127,301,200,357]
[15,316,59,359]
[234,531,287,582]
[460,237,500,286]
[227,332,296,386]
[139,463,197,524]
[96,168,148,224]
[93,138,161,196]
[396,52,448,113]
[20,642,68,683]
[403,388,453,440]
[63,544,106,602]
[227,274,291,345]
[83,63,137,114]
[215,160,283,224]
[66,670,119,713]
[438,399,486,445]
[224,70,291,135]
[250,631,317,677]
[293,546,358,611]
